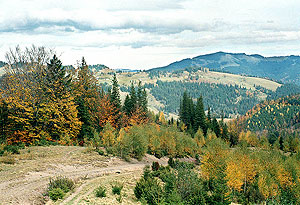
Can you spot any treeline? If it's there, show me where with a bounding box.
[0,46,148,146]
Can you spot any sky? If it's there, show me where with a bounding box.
[0,0,300,69]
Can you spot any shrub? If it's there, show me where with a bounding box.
[134,177,163,204]
[95,185,106,197]
[4,145,20,154]
[47,176,74,193]
[112,182,123,195]
[152,161,160,171]
[48,188,65,201]
[168,157,175,168]
[96,149,105,155]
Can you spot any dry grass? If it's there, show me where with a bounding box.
[0,154,16,164]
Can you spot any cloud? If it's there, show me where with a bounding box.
[1,0,300,69]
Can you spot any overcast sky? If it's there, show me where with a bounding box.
[0,0,300,69]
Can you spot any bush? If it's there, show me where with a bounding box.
[95,185,106,198]
[96,149,105,155]
[112,182,123,195]
[152,162,160,171]
[134,177,163,205]
[4,145,20,154]
[48,188,65,201]
[168,157,175,168]
[47,176,75,193]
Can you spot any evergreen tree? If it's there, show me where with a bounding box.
[212,117,221,138]
[207,106,212,129]
[180,91,193,129]
[74,57,96,141]
[194,96,207,135]
[45,55,71,99]
[129,82,137,111]
[110,73,121,110]
[123,94,132,116]
[0,101,8,142]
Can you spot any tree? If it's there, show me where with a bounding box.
[110,73,121,110]
[0,101,9,142]
[194,96,207,134]
[194,128,205,148]
[212,117,221,138]
[73,57,97,141]
[44,55,72,99]
[179,91,194,131]
[101,122,116,148]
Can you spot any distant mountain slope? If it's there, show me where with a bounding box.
[150,52,300,85]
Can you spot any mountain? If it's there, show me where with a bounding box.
[149,52,300,85]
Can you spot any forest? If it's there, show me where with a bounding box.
[1,46,300,204]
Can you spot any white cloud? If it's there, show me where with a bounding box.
[0,0,300,69]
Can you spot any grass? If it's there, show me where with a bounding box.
[0,154,16,164]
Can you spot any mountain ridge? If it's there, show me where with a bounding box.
[149,52,300,85]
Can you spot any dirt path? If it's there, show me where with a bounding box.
[0,152,167,205]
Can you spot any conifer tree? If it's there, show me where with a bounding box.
[0,101,8,142]
[74,57,96,141]
[129,82,137,110]
[110,73,121,110]
[194,96,207,134]
[212,117,221,138]
[123,94,132,116]
[45,55,71,99]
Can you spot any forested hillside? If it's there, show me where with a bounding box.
[238,94,300,132]
[150,52,300,85]
[145,81,262,117]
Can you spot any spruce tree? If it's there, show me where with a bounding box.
[129,82,137,111]
[194,96,207,134]
[123,94,132,116]
[212,117,221,138]
[179,91,191,128]
[110,73,121,109]
[74,57,96,141]
[45,55,71,99]
[0,101,8,142]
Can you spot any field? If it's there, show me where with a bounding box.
[0,146,168,204]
